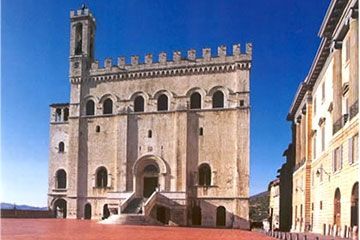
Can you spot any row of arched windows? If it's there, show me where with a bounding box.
[55,167,109,189]
[85,90,227,116]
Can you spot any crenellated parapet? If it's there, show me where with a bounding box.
[70,6,96,23]
[73,43,252,83]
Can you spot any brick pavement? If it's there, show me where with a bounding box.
[1,219,275,240]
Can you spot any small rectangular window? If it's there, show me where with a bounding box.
[349,134,359,164]
[321,126,325,152]
[321,82,326,102]
[333,146,342,172]
[199,127,203,136]
[240,100,244,107]
[320,201,322,210]
[313,133,317,159]
[345,37,350,62]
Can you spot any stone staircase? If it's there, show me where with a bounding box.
[99,213,162,225]
[99,196,163,225]
[121,198,145,214]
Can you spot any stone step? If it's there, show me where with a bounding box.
[98,214,163,226]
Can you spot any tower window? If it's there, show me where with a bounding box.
[96,167,108,188]
[198,163,211,186]
[212,91,224,108]
[96,126,100,133]
[240,100,245,107]
[148,130,152,138]
[63,108,69,121]
[56,169,67,189]
[74,23,83,55]
[157,94,168,111]
[86,100,95,116]
[103,98,113,114]
[55,108,62,122]
[58,142,65,153]
[134,96,144,112]
[190,92,201,109]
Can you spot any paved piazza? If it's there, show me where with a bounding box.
[1,219,274,240]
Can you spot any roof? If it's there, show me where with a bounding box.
[49,103,70,107]
[287,0,352,121]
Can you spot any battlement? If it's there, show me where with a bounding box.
[70,5,96,22]
[90,43,252,75]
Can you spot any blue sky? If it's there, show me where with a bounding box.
[1,0,329,207]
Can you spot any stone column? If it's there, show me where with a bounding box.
[349,16,359,118]
[332,45,342,125]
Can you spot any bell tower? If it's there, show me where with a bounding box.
[69,4,96,77]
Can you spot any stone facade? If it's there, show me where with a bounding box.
[48,6,251,229]
[287,0,359,238]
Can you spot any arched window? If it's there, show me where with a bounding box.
[351,182,359,227]
[212,91,224,108]
[134,96,144,112]
[86,100,95,116]
[198,163,211,186]
[334,188,341,226]
[74,23,83,55]
[157,94,168,111]
[56,169,67,189]
[58,142,65,153]
[96,167,108,188]
[63,108,69,121]
[190,92,201,109]
[216,206,226,226]
[103,98,113,114]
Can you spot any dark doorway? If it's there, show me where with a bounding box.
[192,206,201,226]
[103,204,110,219]
[351,182,359,227]
[334,188,341,226]
[143,177,158,198]
[216,206,226,227]
[54,199,67,218]
[84,203,91,220]
[156,205,170,224]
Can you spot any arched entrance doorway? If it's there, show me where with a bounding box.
[351,182,359,227]
[192,205,202,226]
[216,206,226,227]
[84,203,91,220]
[143,164,159,198]
[53,198,67,218]
[103,204,110,219]
[334,188,341,226]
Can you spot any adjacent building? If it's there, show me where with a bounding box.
[287,0,358,237]
[268,178,280,231]
[47,6,252,229]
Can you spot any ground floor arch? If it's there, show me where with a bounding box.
[53,198,67,219]
[216,206,226,227]
[103,204,110,219]
[84,203,91,220]
[334,188,341,226]
[351,182,359,227]
[192,205,202,226]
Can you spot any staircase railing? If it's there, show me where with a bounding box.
[120,191,136,213]
[143,191,158,216]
